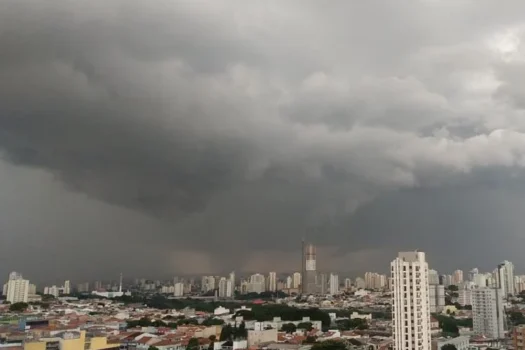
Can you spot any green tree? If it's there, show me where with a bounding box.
[297,322,313,331]
[509,311,525,325]
[282,323,297,333]
[9,302,28,312]
[220,324,233,341]
[186,338,199,350]
[202,318,225,326]
[448,285,459,291]
[311,340,347,350]
[441,345,458,350]
[236,321,247,339]
[148,347,159,350]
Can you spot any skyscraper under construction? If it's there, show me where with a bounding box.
[302,241,317,295]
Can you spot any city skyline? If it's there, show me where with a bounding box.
[5,2,525,280]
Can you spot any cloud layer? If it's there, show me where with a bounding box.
[2,0,525,281]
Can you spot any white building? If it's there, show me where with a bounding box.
[248,274,266,293]
[355,277,366,289]
[432,336,469,350]
[329,273,339,295]
[429,284,445,313]
[286,276,292,289]
[64,280,71,295]
[365,272,387,290]
[174,282,184,297]
[472,288,504,339]
[268,272,277,292]
[292,272,301,289]
[344,278,352,289]
[201,276,216,293]
[458,289,473,306]
[391,251,431,350]
[218,278,233,298]
[6,278,29,303]
[453,270,464,285]
[428,269,439,285]
[498,261,515,296]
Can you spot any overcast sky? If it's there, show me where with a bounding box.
[3,0,525,283]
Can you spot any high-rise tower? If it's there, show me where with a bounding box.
[302,242,317,294]
[391,251,431,350]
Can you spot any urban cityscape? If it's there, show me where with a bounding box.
[4,2,525,350]
[2,243,525,350]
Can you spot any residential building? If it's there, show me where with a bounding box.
[28,283,37,295]
[174,282,184,297]
[458,289,472,306]
[64,280,71,295]
[329,273,339,295]
[472,287,504,339]
[391,251,431,350]
[365,272,387,290]
[513,325,525,350]
[286,276,292,289]
[248,274,265,293]
[355,277,366,289]
[268,272,277,292]
[469,268,479,282]
[429,284,445,313]
[201,276,216,293]
[498,261,515,296]
[431,336,469,350]
[6,277,29,303]
[453,270,464,285]
[428,269,439,285]
[292,272,301,289]
[218,278,233,298]
[344,278,352,289]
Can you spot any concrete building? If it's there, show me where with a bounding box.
[355,277,366,289]
[6,278,29,303]
[498,261,515,296]
[174,282,184,297]
[344,278,352,289]
[458,289,472,306]
[365,272,387,290]
[268,272,277,292]
[64,280,71,295]
[286,276,292,289]
[248,274,266,293]
[453,270,464,285]
[513,325,525,350]
[218,278,233,298]
[329,273,339,295]
[469,268,479,282]
[429,284,445,313]
[248,322,278,347]
[303,243,317,294]
[292,272,301,289]
[28,283,37,295]
[472,288,505,339]
[428,269,439,286]
[391,251,431,350]
[431,336,469,350]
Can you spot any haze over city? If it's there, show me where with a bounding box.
[4,1,525,282]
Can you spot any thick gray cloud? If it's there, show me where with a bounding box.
[2,0,525,282]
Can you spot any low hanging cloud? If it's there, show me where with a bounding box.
[3,0,525,279]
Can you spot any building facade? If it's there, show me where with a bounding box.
[391,251,431,350]
[471,287,504,339]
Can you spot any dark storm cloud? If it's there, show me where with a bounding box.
[4,0,525,279]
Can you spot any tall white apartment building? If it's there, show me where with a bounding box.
[174,282,184,297]
[453,270,464,285]
[7,278,29,303]
[292,272,302,289]
[472,288,504,339]
[268,272,277,292]
[344,278,352,289]
[64,280,71,295]
[429,284,445,313]
[248,274,266,293]
[458,289,473,306]
[218,277,233,298]
[391,251,431,350]
[329,274,339,295]
[498,261,515,296]
[428,269,439,285]
[201,276,216,293]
